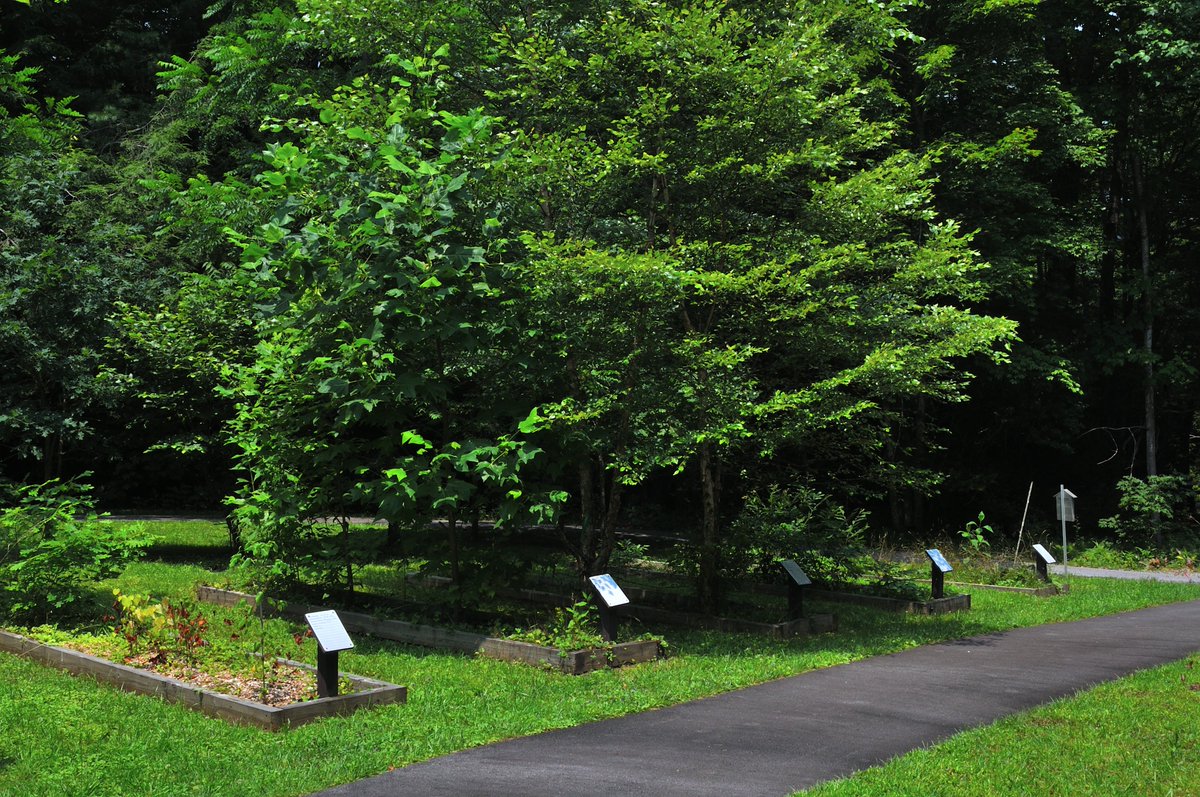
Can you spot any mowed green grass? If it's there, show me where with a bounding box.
[1,526,1199,796]
[801,655,1200,796]
[132,519,232,563]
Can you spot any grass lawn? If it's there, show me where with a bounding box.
[802,655,1200,796]
[1,528,1198,796]
[135,520,232,567]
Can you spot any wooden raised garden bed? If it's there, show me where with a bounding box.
[948,582,1065,597]
[629,602,836,639]
[605,569,970,616]
[196,587,661,675]
[807,588,971,615]
[0,628,406,730]
[498,584,837,640]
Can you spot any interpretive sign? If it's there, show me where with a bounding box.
[781,560,811,620]
[781,560,812,587]
[926,549,953,573]
[588,574,629,642]
[305,610,354,652]
[926,549,952,599]
[588,574,631,608]
[305,610,353,698]
[1032,543,1056,582]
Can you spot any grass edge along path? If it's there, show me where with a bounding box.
[0,563,1197,797]
[800,653,1200,796]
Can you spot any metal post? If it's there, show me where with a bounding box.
[316,644,339,698]
[1060,483,1069,586]
[1035,555,1049,582]
[595,600,618,642]
[931,561,945,599]
[787,580,804,620]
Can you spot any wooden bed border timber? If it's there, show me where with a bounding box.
[0,628,406,730]
[195,586,661,675]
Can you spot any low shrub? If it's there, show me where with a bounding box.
[670,485,868,584]
[1099,475,1198,547]
[0,479,150,623]
[505,599,606,649]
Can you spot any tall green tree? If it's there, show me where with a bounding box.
[0,52,164,482]
[489,0,1017,607]
[883,0,1108,526]
[215,54,551,586]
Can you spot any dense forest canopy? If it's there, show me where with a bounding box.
[2,0,1198,593]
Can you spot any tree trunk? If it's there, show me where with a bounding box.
[447,511,460,585]
[572,457,622,580]
[1132,152,1163,548]
[225,513,244,553]
[41,432,63,481]
[1132,152,1157,480]
[696,442,721,615]
[341,517,355,595]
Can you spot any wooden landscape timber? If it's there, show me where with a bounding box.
[0,629,406,730]
[195,587,661,675]
[806,589,971,615]
[947,582,1065,597]
[497,583,838,640]
[607,567,973,616]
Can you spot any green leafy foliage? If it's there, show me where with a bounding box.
[492,1,1015,608]
[0,480,149,622]
[505,599,606,651]
[6,0,1200,615]
[216,54,553,590]
[716,486,870,582]
[958,512,994,553]
[1099,475,1198,545]
[110,589,210,665]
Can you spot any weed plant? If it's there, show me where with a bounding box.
[504,600,607,650]
[1067,538,1200,575]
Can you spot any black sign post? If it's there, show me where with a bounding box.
[1032,543,1056,582]
[588,574,631,642]
[926,549,953,599]
[305,610,355,698]
[781,560,812,620]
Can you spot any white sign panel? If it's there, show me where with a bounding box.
[305,610,354,652]
[588,574,630,608]
[1032,543,1056,564]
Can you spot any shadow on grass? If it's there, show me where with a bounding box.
[347,634,477,662]
[144,543,233,568]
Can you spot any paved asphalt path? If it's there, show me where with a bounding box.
[312,598,1200,797]
[1052,563,1198,583]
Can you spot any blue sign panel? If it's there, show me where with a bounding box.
[588,574,631,608]
[925,548,953,573]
